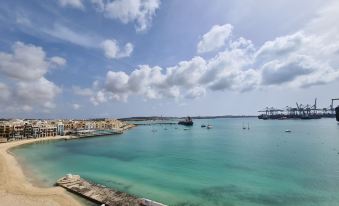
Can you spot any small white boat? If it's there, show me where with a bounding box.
[285,130,291,133]
[207,125,213,129]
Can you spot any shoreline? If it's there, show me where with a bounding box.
[0,136,83,206]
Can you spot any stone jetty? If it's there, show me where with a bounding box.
[56,174,140,206]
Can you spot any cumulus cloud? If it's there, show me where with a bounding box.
[78,49,257,104]
[0,42,65,81]
[94,0,160,31]
[74,2,339,105]
[90,90,110,105]
[197,24,233,54]
[0,42,65,112]
[15,78,61,111]
[101,39,134,59]
[58,0,84,10]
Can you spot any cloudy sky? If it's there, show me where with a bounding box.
[0,0,339,118]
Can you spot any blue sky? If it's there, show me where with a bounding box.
[0,0,339,118]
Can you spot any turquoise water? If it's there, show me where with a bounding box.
[12,118,339,206]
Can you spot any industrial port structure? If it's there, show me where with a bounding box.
[258,98,339,120]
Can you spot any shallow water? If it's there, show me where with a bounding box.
[12,118,339,206]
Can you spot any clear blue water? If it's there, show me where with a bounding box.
[12,118,339,206]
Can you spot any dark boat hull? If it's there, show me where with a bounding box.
[178,121,193,126]
[336,106,339,122]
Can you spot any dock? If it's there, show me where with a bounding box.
[56,174,167,206]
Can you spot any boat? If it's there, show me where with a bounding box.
[285,130,291,133]
[336,106,339,122]
[247,122,250,130]
[178,116,193,126]
[201,124,206,128]
[207,125,213,129]
[242,122,246,130]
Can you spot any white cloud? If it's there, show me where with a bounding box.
[58,0,85,10]
[75,2,339,105]
[253,1,339,89]
[16,78,61,110]
[58,0,160,31]
[0,42,64,112]
[72,103,81,110]
[90,90,109,105]
[0,42,66,81]
[0,78,61,113]
[101,39,134,59]
[44,24,98,48]
[50,56,67,68]
[95,0,160,32]
[44,25,133,60]
[197,24,233,54]
[73,86,94,96]
[185,87,206,99]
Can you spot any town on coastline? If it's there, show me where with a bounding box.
[0,118,134,143]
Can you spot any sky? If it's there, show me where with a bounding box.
[0,0,339,119]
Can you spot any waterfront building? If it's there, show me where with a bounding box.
[85,122,96,130]
[56,122,65,136]
[32,125,40,138]
[0,122,12,139]
[39,125,57,137]
[64,120,76,131]
[23,123,33,138]
[0,119,130,142]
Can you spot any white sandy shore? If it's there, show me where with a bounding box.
[0,136,83,206]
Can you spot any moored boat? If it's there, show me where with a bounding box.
[178,117,193,126]
[336,106,339,122]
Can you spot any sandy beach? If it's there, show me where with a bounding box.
[0,136,83,206]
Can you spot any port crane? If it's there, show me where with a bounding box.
[258,98,336,120]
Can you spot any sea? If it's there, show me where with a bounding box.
[12,118,339,206]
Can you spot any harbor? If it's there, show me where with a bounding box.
[11,118,339,206]
[258,98,339,120]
